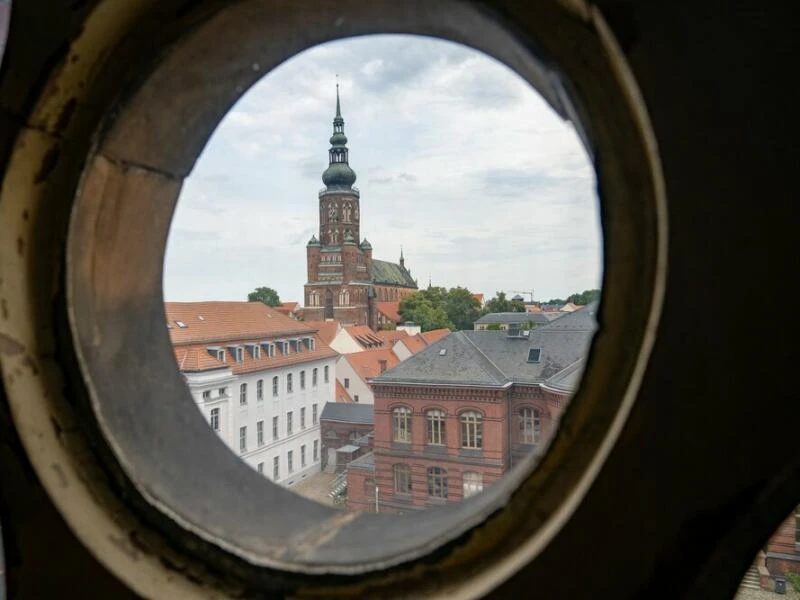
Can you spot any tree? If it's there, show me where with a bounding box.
[398,292,453,332]
[444,287,482,331]
[483,292,525,314]
[566,289,601,305]
[247,286,281,307]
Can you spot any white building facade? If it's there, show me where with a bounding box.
[168,302,339,487]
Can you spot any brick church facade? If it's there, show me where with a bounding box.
[304,87,417,329]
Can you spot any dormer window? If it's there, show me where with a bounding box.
[207,346,225,362]
[246,343,260,359]
[236,347,244,363]
[304,337,315,351]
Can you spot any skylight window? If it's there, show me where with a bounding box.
[439,348,447,356]
[175,320,187,328]
[527,348,542,363]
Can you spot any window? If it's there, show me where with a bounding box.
[393,406,412,443]
[313,440,319,462]
[344,378,349,389]
[354,395,359,403]
[257,420,264,446]
[462,471,484,498]
[218,387,226,397]
[324,365,329,383]
[312,368,318,386]
[216,349,226,362]
[202,390,211,400]
[393,464,411,494]
[239,383,247,405]
[460,411,483,449]
[210,408,219,432]
[312,403,318,425]
[256,379,263,401]
[239,426,246,454]
[300,407,306,429]
[301,445,306,467]
[287,411,293,435]
[287,373,293,393]
[288,450,294,473]
[427,409,446,445]
[527,348,542,363]
[257,462,264,474]
[427,467,448,499]
[235,347,244,363]
[273,456,279,481]
[272,416,278,440]
[520,407,541,444]
[300,370,306,390]
[272,376,279,396]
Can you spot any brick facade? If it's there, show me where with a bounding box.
[765,508,800,579]
[319,417,373,471]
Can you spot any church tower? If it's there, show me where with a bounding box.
[305,85,372,325]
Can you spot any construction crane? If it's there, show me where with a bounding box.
[507,289,535,303]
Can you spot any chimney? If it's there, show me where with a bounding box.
[379,359,388,373]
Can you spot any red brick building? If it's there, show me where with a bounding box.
[319,402,374,472]
[346,304,597,512]
[764,507,800,581]
[303,87,417,329]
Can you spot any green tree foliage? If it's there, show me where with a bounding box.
[485,323,504,330]
[483,291,526,314]
[398,286,482,332]
[247,286,281,307]
[566,289,601,305]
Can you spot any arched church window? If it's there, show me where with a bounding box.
[324,289,334,319]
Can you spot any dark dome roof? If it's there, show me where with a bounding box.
[330,132,348,145]
[322,163,357,189]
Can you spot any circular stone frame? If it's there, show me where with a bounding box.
[0,0,665,597]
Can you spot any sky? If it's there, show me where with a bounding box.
[163,34,602,305]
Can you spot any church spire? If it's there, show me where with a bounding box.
[322,81,357,191]
[400,245,405,268]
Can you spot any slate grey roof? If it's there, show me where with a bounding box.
[319,402,374,424]
[474,312,554,325]
[370,259,417,288]
[348,451,375,471]
[373,302,598,391]
[543,358,586,392]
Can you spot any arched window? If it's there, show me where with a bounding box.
[392,406,412,443]
[460,411,482,449]
[339,288,349,306]
[519,407,541,444]
[393,464,411,494]
[324,289,334,319]
[462,471,483,498]
[427,466,448,499]
[426,409,446,445]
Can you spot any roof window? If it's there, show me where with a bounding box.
[527,348,542,363]
[175,320,187,328]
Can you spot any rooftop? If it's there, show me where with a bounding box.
[371,259,417,288]
[474,312,555,325]
[375,301,401,323]
[342,347,401,384]
[320,402,374,425]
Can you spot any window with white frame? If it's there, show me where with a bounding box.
[272,416,278,441]
[239,426,246,454]
[257,420,264,446]
[301,445,306,467]
[273,456,279,480]
[460,411,483,449]
[393,463,412,494]
[252,345,261,359]
[287,411,293,436]
[202,390,211,400]
[519,407,541,444]
[312,368,318,386]
[427,466,448,499]
[239,383,247,405]
[287,450,294,473]
[272,375,279,396]
[287,373,293,393]
[427,409,446,445]
[324,365,329,383]
[216,349,225,362]
[218,387,226,397]
[210,408,219,432]
[462,471,484,498]
[312,403,318,425]
[235,347,244,363]
[313,440,319,462]
[257,462,264,474]
[300,407,306,429]
[300,370,306,390]
[256,379,263,401]
[344,378,350,389]
[393,406,412,443]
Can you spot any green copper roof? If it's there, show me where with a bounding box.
[371,259,417,288]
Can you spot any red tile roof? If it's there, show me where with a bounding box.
[376,330,409,345]
[344,347,401,384]
[344,325,384,349]
[421,328,451,345]
[376,301,401,323]
[473,293,484,303]
[276,301,300,314]
[166,302,337,373]
[336,380,353,403]
[396,329,452,356]
[303,320,340,346]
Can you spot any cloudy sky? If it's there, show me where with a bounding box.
[163,35,602,305]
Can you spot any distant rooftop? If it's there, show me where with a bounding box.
[474,312,555,325]
[320,402,374,425]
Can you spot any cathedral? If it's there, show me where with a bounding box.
[304,86,418,329]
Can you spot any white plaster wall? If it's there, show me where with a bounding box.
[185,356,337,487]
[328,329,363,354]
[392,340,413,362]
[335,355,374,404]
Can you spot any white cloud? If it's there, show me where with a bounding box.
[164,35,601,304]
